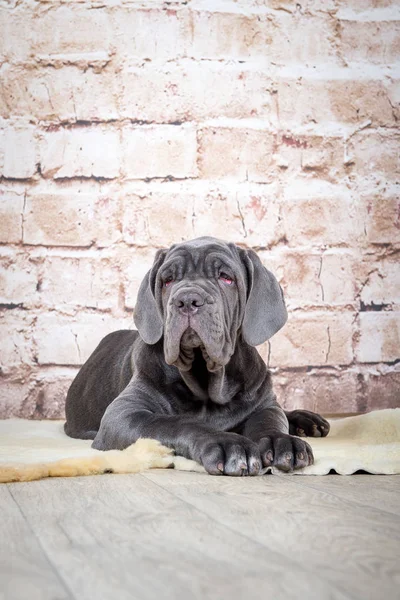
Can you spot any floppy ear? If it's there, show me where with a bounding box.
[241,249,287,346]
[134,250,167,345]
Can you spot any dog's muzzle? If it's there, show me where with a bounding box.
[172,289,206,316]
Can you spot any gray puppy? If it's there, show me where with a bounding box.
[65,237,329,475]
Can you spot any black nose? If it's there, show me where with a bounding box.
[173,290,205,315]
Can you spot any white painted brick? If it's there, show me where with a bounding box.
[0,126,37,179]
[121,184,284,248]
[0,189,24,243]
[259,249,324,308]
[262,312,354,368]
[23,193,97,246]
[364,193,400,244]
[0,252,38,306]
[339,17,400,64]
[347,131,400,180]
[123,193,194,247]
[39,256,120,310]
[122,125,197,179]
[120,246,158,310]
[41,128,121,179]
[190,11,337,64]
[119,61,271,122]
[23,192,121,248]
[0,380,34,419]
[282,183,366,247]
[0,6,111,62]
[319,251,358,306]
[35,313,130,365]
[360,259,400,306]
[198,127,275,182]
[0,65,118,122]
[270,72,399,127]
[356,312,400,363]
[0,312,35,375]
[110,8,188,60]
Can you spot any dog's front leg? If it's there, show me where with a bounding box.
[240,406,314,472]
[92,382,262,476]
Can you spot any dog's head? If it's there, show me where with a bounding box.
[134,237,287,371]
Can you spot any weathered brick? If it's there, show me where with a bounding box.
[259,249,324,308]
[356,312,400,362]
[123,192,194,247]
[319,251,358,306]
[360,257,400,306]
[111,8,188,60]
[0,312,35,376]
[0,251,38,306]
[364,192,400,244]
[0,189,24,243]
[0,126,37,179]
[0,65,118,122]
[190,11,337,63]
[193,188,284,246]
[120,246,159,310]
[359,364,400,410]
[23,192,121,247]
[30,372,78,419]
[338,15,400,64]
[41,128,121,179]
[121,125,197,179]
[261,312,354,368]
[0,6,111,62]
[273,369,360,414]
[23,193,96,247]
[34,313,129,366]
[39,256,120,310]
[119,61,271,122]
[122,184,285,249]
[198,128,275,182]
[271,70,399,126]
[199,128,347,182]
[282,183,366,247]
[260,249,360,309]
[0,380,34,419]
[347,131,400,180]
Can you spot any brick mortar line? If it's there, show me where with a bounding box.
[3,2,400,18]
[1,119,399,134]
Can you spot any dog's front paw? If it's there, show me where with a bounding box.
[259,434,314,472]
[198,433,261,477]
[287,409,330,438]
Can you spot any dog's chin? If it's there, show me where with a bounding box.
[164,327,223,373]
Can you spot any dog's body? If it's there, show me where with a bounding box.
[65,237,329,475]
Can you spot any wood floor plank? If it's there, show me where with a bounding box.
[144,470,400,600]
[8,474,351,600]
[0,485,73,600]
[286,474,400,516]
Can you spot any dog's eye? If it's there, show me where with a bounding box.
[219,273,234,285]
[164,276,174,287]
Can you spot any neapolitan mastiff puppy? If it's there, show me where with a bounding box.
[65,237,329,475]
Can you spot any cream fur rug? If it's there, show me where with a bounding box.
[0,409,399,483]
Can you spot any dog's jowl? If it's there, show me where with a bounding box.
[64,237,329,476]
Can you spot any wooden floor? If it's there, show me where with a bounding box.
[2,471,400,600]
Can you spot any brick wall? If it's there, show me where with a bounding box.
[0,0,399,419]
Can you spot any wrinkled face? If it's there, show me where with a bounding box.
[155,239,247,372]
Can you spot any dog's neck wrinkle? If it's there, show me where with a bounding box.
[179,350,209,401]
[177,350,233,405]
